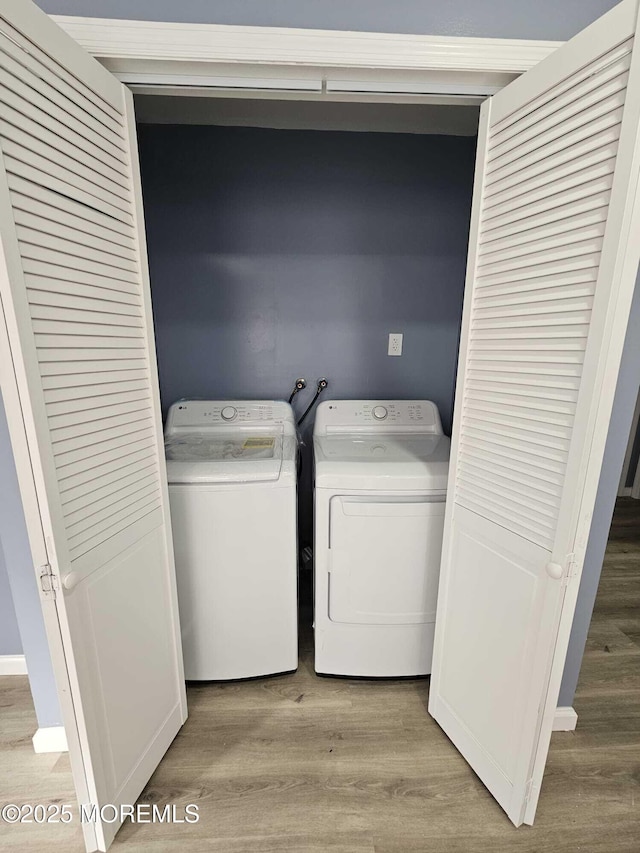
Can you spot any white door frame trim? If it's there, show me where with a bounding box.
[552,707,578,733]
[32,726,68,754]
[0,654,27,675]
[51,16,562,103]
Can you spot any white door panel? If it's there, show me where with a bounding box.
[63,526,183,796]
[329,496,445,625]
[432,506,554,812]
[431,0,640,828]
[0,2,186,850]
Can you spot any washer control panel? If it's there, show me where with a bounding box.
[314,400,443,434]
[166,400,291,431]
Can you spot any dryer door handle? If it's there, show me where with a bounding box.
[339,497,445,517]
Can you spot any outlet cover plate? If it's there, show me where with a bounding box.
[388,333,403,356]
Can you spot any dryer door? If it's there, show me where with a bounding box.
[328,495,445,624]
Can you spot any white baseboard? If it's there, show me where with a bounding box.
[553,706,578,732]
[32,726,68,754]
[0,654,27,675]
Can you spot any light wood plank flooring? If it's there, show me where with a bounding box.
[1,499,639,852]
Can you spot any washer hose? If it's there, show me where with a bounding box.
[297,378,328,426]
[288,377,307,405]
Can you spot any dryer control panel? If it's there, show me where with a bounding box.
[166,400,293,432]
[314,400,443,435]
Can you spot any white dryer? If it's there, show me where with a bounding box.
[313,400,450,677]
[165,400,298,680]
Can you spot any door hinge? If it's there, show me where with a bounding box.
[38,564,58,600]
[524,777,533,804]
[563,553,578,588]
[524,777,539,807]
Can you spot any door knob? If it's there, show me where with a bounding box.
[545,562,564,580]
[62,572,80,590]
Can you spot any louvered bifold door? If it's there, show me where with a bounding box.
[429,0,640,829]
[0,3,186,851]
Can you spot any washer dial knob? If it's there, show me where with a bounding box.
[372,406,388,420]
[221,406,238,421]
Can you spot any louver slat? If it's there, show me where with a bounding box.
[483,157,617,216]
[54,425,155,468]
[488,85,628,167]
[2,144,132,224]
[42,369,149,391]
[51,417,153,455]
[23,261,140,297]
[64,477,160,532]
[27,277,141,307]
[456,38,632,550]
[30,304,143,328]
[486,111,623,190]
[0,99,128,194]
[68,499,162,562]
[9,176,133,240]
[16,208,137,259]
[0,19,124,141]
[0,41,127,157]
[484,137,618,204]
[489,37,633,136]
[478,232,604,273]
[481,190,612,243]
[487,51,629,153]
[0,26,164,561]
[61,469,157,519]
[57,445,157,494]
[60,461,157,509]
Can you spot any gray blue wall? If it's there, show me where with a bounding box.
[0,537,22,656]
[558,272,640,705]
[137,124,476,546]
[624,420,640,489]
[0,393,62,727]
[137,125,475,431]
[35,0,618,41]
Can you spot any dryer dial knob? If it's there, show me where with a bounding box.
[221,406,238,421]
[372,406,388,420]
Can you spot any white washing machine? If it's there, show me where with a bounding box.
[313,400,450,677]
[165,400,298,680]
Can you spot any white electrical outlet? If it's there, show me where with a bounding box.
[388,333,403,356]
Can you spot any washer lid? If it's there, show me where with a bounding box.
[165,427,287,484]
[314,433,450,491]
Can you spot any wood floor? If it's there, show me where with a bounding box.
[1,499,639,852]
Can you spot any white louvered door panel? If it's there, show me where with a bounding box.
[0,3,186,852]
[430,0,640,829]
